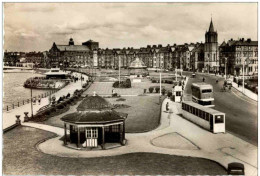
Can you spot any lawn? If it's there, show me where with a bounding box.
[84,79,174,96]
[3,126,227,175]
[105,96,162,133]
[37,95,162,133]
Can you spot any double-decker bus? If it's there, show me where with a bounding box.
[182,101,225,133]
[191,82,214,107]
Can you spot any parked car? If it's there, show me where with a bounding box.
[192,73,196,78]
[227,162,245,175]
[226,79,232,87]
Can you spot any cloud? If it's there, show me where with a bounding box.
[3,3,258,52]
[16,3,57,12]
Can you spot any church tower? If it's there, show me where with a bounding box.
[204,18,219,73]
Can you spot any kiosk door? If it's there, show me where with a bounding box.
[85,128,98,147]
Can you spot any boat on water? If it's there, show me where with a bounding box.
[44,68,68,79]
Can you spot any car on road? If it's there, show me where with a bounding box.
[227,162,245,175]
[192,73,196,78]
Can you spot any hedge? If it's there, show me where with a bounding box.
[149,87,154,93]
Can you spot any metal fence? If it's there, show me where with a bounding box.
[3,89,59,112]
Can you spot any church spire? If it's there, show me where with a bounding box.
[208,18,214,32]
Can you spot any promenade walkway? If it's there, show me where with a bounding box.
[3,72,88,130]
[21,95,257,176]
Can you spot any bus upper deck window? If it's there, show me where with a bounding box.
[202,89,212,93]
[215,115,224,123]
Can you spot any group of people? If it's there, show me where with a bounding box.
[33,96,41,105]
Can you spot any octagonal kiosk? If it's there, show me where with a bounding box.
[172,85,183,102]
[61,94,127,150]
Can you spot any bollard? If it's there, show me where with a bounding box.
[28,99,29,103]
[6,106,8,111]
[18,102,19,107]
[23,100,24,105]
[15,115,21,125]
[24,112,29,122]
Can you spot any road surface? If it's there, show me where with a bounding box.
[182,72,258,146]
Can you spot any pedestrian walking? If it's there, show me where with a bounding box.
[166,102,169,112]
[202,77,205,82]
[38,98,41,105]
[33,97,36,105]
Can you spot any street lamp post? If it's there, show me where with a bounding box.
[225,57,227,80]
[159,66,162,104]
[30,84,33,118]
[242,59,245,93]
[175,66,177,81]
[208,55,210,74]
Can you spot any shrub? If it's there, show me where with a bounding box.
[61,102,67,107]
[165,80,168,84]
[113,79,131,88]
[44,109,51,116]
[167,91,172,97]
[155,87,160,93]
[51,107,56,112]
[162,88,166,95]
[149,87,154,93]
[57,104,65,109]
[112,93,118,97]
[170,95,175,101]
[116,98,126,101]
[152,80,157,83]
[113,81,120,88]
[125,79,131,88]
[168,80,173,84]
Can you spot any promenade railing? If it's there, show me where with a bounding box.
[3,89,59,112]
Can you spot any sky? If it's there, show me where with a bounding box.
[3,3,258,52]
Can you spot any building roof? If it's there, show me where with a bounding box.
[208,19,215,32]
[56,45,90,52]
[183,101,224,115]
[191,82,213,89]
[225,39,258,47]
[61,110,126,124]
[77,95,112,111]
[233,40,258,46]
